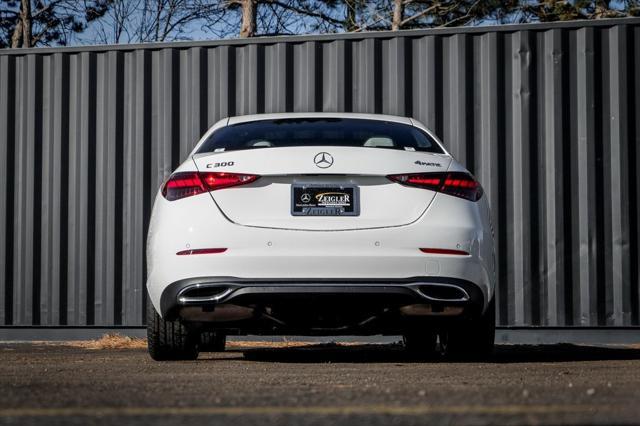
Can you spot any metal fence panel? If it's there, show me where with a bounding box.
[1,18,639,327]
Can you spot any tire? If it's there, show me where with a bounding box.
[403,329,438,359]
[441,298,495,360]
[200,331,226,352]
[146,301,199,361]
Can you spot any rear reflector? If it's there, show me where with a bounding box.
[420,248,469,256]
[162,172,259,201]
[176,248,228,255]
[387,172,483,201]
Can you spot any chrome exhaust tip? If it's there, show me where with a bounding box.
[178,284,233,304]
[416,284,469,302]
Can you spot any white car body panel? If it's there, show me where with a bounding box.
[193,147,452,230]
[147,112,496,331]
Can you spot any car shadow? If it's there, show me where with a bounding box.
[229,343,640,364]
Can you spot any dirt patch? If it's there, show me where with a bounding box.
[227,341,316,349]
[226,341,376,349]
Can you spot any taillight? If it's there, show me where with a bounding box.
[420,248,469,256]
[162,172,206,201]
[387,172,483,202]
[162,172,259,201]
[176,248,227,255]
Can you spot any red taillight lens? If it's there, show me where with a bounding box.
[162,172,206,201]
[199,172,259,191]
[420,248,469,256]
[387,172,483,202]
[176,248,227,255]
[162,172,259,201]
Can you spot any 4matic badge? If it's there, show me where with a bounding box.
[414,160,442,167]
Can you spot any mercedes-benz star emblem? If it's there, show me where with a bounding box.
[314,152,334,169]
[301,193,311,203]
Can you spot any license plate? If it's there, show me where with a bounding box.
[291,184,360,216]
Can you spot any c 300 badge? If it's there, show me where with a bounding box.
[206,161,235,168]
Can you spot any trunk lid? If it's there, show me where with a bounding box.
[192,147,451,231]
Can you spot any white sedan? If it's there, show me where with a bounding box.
[146,113,496,360]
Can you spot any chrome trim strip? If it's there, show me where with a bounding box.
[176,281,471,305]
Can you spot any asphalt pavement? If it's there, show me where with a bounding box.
[1,342,639,425]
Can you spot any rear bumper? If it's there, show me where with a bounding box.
[146,187,497,327]
[159,277,486,334]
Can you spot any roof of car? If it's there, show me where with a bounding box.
[226,112,413,126]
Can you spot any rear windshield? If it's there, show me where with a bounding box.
[197,118,443,154]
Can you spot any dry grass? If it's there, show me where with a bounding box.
[61,335,368,351]
[67,333,147,350]
[30,337,640,352]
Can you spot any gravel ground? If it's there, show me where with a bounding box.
[1,342,639,426]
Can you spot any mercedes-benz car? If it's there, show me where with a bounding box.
[146,113,496,360]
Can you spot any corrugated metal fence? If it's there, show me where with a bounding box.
[0,18,639,328]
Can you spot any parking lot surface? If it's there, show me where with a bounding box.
[1,342,639,425]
